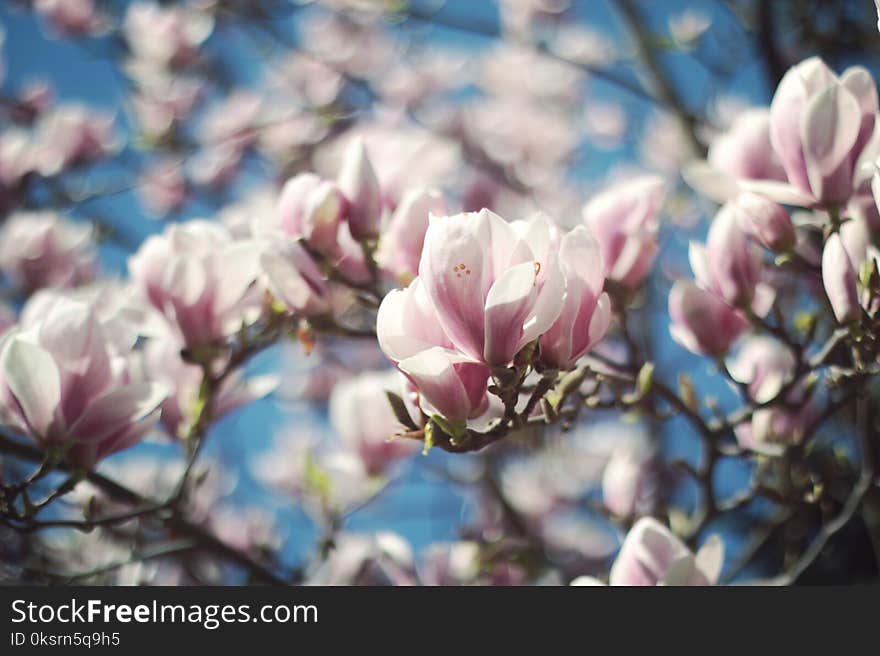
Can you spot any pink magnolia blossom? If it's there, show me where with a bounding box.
[0,298,167,469]
[328,370,418,476]
[0,211,95,293]
[418,210,565,366]
[538,226,612,370]
[668,280,749,357]
[128,222,262,348]
[752,57,878,207]
[375,187,447,285]
[377,279,490,422]
[605,518,723,586]
[689,204,764,307]
[582,175,665,288]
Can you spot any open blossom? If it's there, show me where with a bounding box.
[0,211,95,293]
[603,518,723,586]
[582,175,665,288]
[375,187,447,285]
[328,370,418,476]
[0,298,167,469]
[378,279,490,422]
[753,57,878,207]
[419,210,564,366]
[128,221,262,348]
[123,2,213,69]
[669,280,748,357]
[538,226,611,370]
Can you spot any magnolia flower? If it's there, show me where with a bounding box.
[0,211,95,293]
[689,204,763,307]
[128,221,262,348]
[594,518,723,586]
[0,299,167,469]
[328,370,418,476]
[375,187,447,285]
[538,227,612,370]
[377,279,490,422]
[418,210,565,366]
[582,176,665,288]
[749,57,878,207]
[669,280,748,357]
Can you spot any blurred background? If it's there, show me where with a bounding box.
[1,0,879,585]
